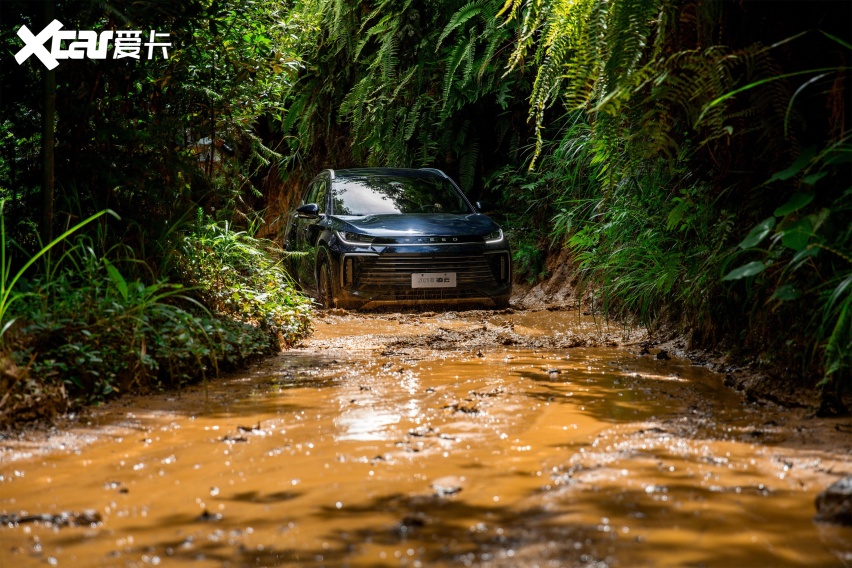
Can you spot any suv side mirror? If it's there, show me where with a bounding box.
[476,200,497,214]
[296,203,320,218]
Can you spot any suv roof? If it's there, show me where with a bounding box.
[330,167,450,181]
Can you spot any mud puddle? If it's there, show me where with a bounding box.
[1,309,850,567]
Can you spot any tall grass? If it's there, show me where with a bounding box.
[0,211,312,427]
[173,210,312,347]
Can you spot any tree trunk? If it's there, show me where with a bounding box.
[41,0,55,245]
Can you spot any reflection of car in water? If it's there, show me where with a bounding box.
[284,167,512,309]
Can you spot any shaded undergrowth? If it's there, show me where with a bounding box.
[0,211,311,428]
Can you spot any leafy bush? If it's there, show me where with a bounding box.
[0,213,312,426]
[173,212,312,346]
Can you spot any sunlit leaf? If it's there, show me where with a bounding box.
[738,217,776,249]
[722,261,766,281]
[104,259,129,301]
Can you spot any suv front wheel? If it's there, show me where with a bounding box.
[316,258,337,309]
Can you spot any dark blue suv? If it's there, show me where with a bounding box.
[284,168,512,310]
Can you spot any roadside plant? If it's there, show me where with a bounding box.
[1,201,117,339]
[173,211,312,347]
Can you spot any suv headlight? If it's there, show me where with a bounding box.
[336,230,374,244]
[484,228,504,243]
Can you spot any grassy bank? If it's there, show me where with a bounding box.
[0,212,311,427]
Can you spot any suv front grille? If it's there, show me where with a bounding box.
[353,254,501,288]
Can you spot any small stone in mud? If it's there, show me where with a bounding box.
[444,403,480,414]
[656,350,670,360]
[425,387,435,393]
[638,345,651,355]
[432,476,464,497]
[221,435,248,443]
[815,476,852,525]
[195,509,223,522]
[408,427,436,437]
[547,369,560,377]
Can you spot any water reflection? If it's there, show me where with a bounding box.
[0,311,849,568]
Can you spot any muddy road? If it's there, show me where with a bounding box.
[1,308,851,567]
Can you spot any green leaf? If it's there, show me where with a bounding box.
[802,172,827,186]
[723,261,767,281]
[781,217,814,251]
[790,246,819,270]
[771,284,802,302]
[767,147,816,183]
[103,259,129,301]
[773,192,814,216]
[738,217,776,249]
[821,31,852,50]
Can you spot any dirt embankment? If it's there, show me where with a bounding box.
[510,249,833,413]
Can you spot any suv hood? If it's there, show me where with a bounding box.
[336,213,498,237]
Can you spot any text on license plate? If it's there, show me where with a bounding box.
[412,273,457,288]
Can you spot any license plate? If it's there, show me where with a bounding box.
[412,273,456,288]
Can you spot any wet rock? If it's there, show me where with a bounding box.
[656,350,670,360]
[431,476,464,497]
[815,476,852,525]
[195,509,223,522]
[0,510,101,527]
[237,421,263,433]
[221,435,248,443]
[408,426,437,437]
[638,345,650,355]
[443,402,480,414]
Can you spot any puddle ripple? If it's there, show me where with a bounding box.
[1,310,850,567]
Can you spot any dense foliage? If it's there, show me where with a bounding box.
[0,0,316,425]
[274,0,850,408]
[0,0,849,420]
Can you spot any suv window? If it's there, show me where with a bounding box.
[331,174,470,216]
[303,177,328,213]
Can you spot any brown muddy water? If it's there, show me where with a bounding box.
[1,309,850,567]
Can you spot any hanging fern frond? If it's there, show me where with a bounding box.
[438,1,487,48]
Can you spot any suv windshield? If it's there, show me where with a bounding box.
[331,174,471,216]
